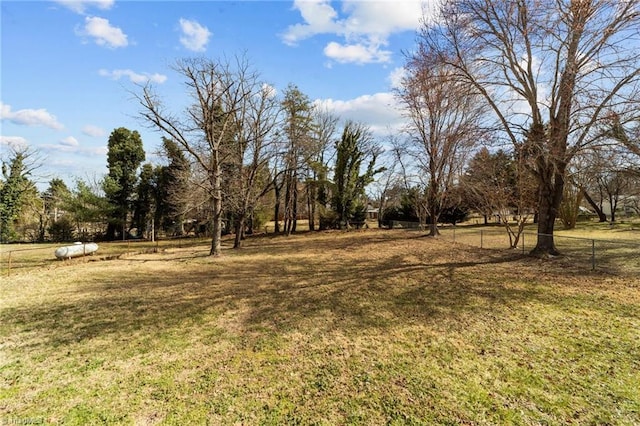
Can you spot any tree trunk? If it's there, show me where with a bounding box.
[581,188,607,222]
[284,172,293,235]
[247,213,254,235]
[233,216,244,249]
[426,182,440,236]
[426,206,439,236]
[106,222,117,241]
[427,220,439,236]
[610,195,617,222]
[530,174,563,257]
[291,184,298,233]
[210,165,222,256]
[307,183,315,232]
[274,182,281,233]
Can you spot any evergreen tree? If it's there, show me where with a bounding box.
[0,150,34,242]
[43,178,71,223]
[132,163,156,238]
[103,127,145,240]
[42,178,71,241]
[160,137,190,235]
[332,122,382,228]
[65,179,111,240]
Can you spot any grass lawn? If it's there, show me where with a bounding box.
[1,229,639,424]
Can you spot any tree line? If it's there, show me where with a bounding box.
[1,78,382,247]
[3,0,640,257]
[388,0,640,256]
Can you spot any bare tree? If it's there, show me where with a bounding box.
[569,151,608,222]
[368,146,402,228]
[558,179,584,230]
[306,107,338,231]
[137,56,260,256]
[390,139,429,227]
[397,51,485,236]
[418,0,640,255]
[224,82,281,248]
[607,115,640,158]
[573,144,637,222]
[592,147,633,222]
[462,147,537,247]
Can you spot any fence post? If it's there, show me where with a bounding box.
[480,230,483,249]
[7,251,11,277]
[522,233,525,255]
[591,239,596,271]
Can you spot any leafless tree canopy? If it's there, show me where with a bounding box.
[223,76,281,248]
[397,50,486,236]
[137,56,276,255]
[417,0,640,254]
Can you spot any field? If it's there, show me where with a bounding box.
[1,228,639,424]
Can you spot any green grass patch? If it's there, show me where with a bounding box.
[1,229,639,424]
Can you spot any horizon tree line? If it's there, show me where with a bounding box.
[3,0,640,257]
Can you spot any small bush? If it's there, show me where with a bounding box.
[319,207,340,230]
[48,217,75,242]
[351,203,367,224]
[250,207,270,233]
[380,205,419,228]
[439,206,469,226]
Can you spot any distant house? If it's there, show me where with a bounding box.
[366,204,379,220]
[601,195,639,218]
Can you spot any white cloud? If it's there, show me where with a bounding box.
[79,16,128,48]
[0,102,64,130]
[340,0,430,38]
[283,0,434,64]
[0,136,29,150]
[314,92,404,135]
[40,141,107,156]
[388,67,408,89]
[324,41,391,64]
[262,83,278,99]
[98,69,167,84]
[54,0,114,14]
[282,0,340,46]
[60,136,79,147]
[179,18,211,52]
[89,146,109,156]
[82,124,106,137]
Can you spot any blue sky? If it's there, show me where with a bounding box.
[1,0,430,188]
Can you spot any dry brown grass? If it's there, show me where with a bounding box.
[1,229,639,424]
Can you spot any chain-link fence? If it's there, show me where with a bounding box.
[3,227,638,277]
[0,236,211,277]
[437,226,640,274]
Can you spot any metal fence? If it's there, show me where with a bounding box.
[437,226,640,274]
[0,236,211,278]
[389,220,424,229]
[2,227,638,277]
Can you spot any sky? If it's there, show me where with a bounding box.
[1,0,432,189]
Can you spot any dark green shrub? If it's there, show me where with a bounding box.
[48,216,75,242]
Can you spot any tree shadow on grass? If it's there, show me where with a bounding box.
[2,230,631,354]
